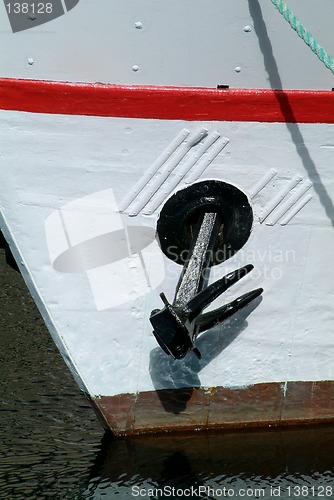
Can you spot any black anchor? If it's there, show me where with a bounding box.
[150,211,263,359]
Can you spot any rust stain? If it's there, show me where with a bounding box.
[92,381,334,437]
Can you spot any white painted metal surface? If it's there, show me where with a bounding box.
[1,0,334,431]
[0,0,333,89]
[1,111,333,397]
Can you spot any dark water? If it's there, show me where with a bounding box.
[1,247,334,499]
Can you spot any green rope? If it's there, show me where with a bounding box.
[270,0,334,75]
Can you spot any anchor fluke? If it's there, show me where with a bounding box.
[186,264,255,321]
[195,287,264,333]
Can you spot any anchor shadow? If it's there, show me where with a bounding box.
[149,295,262,414]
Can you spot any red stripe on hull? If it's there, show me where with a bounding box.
[0,78,333,123]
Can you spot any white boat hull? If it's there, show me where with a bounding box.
[1,0,334,435]
[1,106,334,433]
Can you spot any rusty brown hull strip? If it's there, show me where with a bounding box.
[91,381,334,436]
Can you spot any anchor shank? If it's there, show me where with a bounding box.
[173,212,222,309]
